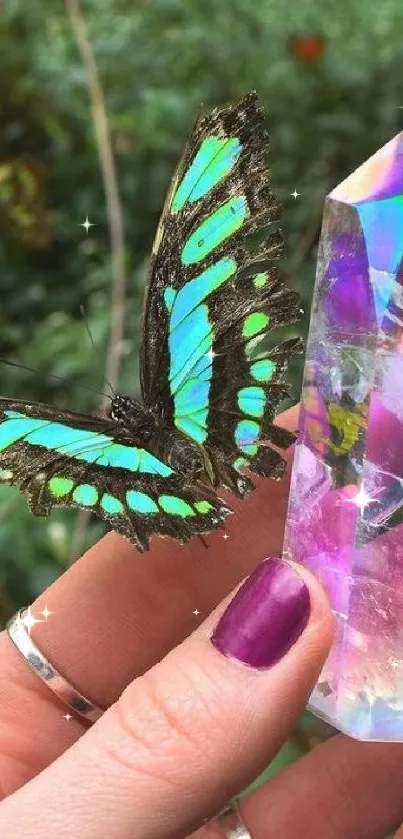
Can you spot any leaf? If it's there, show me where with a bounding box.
[0,159,50,248]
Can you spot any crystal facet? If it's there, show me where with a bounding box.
[283,133,403,741]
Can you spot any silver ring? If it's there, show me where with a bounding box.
[6,608,104,724]
[217,801,253,839]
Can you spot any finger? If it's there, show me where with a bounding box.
[33,407,298,700]
[195,735,403,839]
[0,559,332,839]
[0,406,299,790]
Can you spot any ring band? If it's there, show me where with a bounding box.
[217,801,253,839]
[6,608,104,724]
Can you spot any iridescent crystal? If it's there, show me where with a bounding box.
[283,133,403,740]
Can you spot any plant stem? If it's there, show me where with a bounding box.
[65,0,127,559]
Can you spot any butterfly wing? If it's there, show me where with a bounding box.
[0,398,230,552]
[140,91,301,496]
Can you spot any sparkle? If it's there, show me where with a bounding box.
[40,606,53,620]
[290,189,301,200]
[79,216,96,234]
[63,713,72,721]
[193,609,200,616]
[223,533,230,540]
[22,606,43,635]
[206,349,216,362]
[350,484,374,515]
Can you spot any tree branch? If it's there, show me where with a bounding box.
[65,0,127,558]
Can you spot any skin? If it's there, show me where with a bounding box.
[0,406,403,838]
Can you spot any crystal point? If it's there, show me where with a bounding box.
[283,133,403,741]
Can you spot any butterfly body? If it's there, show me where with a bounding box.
[108,394,209,479]
[0,93,301,551]
[108,395,156,439]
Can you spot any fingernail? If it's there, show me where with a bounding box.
[211,557,310,669]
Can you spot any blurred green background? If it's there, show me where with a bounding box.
[0,0,402,827]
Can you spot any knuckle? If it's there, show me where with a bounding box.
[103,665,220,787]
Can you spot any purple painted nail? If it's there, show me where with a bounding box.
[211,557,310,669]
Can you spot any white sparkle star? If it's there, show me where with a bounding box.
[22,606,43,635]
[40,606,53,621]
[351,485,374,515]
[206,349,216,362]
[193,609,200,616]
[79,216,96,234]
[223,533,230,540]
[290,189,301,200]
[63,713,72,721]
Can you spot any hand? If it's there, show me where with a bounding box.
[0,407,402,839]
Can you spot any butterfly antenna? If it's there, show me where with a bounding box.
[0,357,112,402]
[79,304,117,399]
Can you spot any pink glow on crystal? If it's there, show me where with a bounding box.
[331,134,403,203]
[283,132,403,740]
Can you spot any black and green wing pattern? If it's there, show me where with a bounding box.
[0,399,229,551]
[140,91,301,498]
[0,92,300,552]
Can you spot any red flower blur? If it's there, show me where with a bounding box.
[288,35,327,62]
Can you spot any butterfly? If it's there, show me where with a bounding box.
[0,92,301,552]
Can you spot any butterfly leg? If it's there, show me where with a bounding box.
[112,513,151,553]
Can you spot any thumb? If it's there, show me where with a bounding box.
[1,557,332,839]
